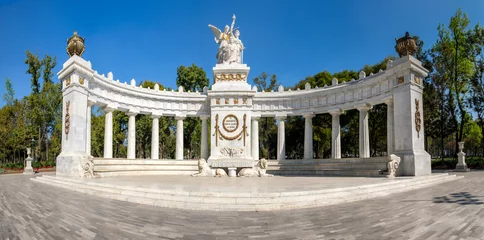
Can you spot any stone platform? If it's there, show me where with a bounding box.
[31,173,461,211]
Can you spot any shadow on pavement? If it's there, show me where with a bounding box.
[433,192,484,205]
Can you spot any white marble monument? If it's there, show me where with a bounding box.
[55,24,431,178]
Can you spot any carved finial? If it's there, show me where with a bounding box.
[66,31,85,57]
[305,82,311,90]
[154,83,160,91]
[332,78,338,86]
[359,71,366,79]
[278,85,284,92]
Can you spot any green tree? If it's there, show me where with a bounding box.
[3,78,14,106]
[431,8,483,155]
[176,64,209,159]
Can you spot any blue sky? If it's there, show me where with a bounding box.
[1,0,483,105]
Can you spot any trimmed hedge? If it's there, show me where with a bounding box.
[432,157,484,170]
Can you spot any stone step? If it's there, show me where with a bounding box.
[93,159,198,165]
[31,173,462,211]
[268,169,384,177]
[267,158,389,165]
[94,165,199,171]
[95,170,197,177]
[268,163,387,170]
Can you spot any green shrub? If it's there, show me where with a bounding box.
[32,161,40,169]
[0,168,4,173]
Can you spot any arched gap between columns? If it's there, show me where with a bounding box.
[113,110,128,159]
[285,116,304,159]
[313,113,332,159]
[184,117,202,159]
[340,109,359,158]
[260,117,277,160]
[369,103,388,157]
[159,116,176,159]
[90,105,105,158]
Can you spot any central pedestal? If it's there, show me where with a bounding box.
[207,63,255,176]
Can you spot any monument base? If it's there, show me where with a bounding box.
[23,157,34,175]
[394,150,431,176]
[455,152,469,172]
[56,153,94,178]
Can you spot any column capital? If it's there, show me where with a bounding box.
[150,114,162,119]
[175,115,186,121]
[355,103,372,111]
[328,108,344,116]
[103,106,116,113]
[87,100,95,107]
[199,115,210,121]
[302,112,315,118]
[251,116,261,121]
[275,115,287,121]
[126,110,139,117]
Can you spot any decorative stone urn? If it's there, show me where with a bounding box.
[66,31,85,57]
[395,32,417,57]
[23,148,34,175]
[455,142,469,172]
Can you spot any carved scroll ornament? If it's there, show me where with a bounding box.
[65,101,71,140]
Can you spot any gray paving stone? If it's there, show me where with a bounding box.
[0,172,483,239]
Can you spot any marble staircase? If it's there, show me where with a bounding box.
[267,157,389,177]
[92,157,389,177]
[93,159,199,177]
[31,173,462,211]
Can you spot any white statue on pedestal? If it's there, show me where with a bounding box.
[209,14,244,65]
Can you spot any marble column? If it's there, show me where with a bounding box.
[126,111,138,159]
[384,99,394,155]
[103,107,115,158]
[251,116,260,160]
[329,109,343,159]
[357,104,372,158]
[276,116,286,160]
[200,116,209,160]
[151,115,161,160]
[175,116,185,160]
[303,113,315,159]
[86,101,94,156]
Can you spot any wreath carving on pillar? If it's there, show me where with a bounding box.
[213,114,248,146]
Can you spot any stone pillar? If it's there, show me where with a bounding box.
[392,60,431,176]
[103,107,115,158]
[455,142,469,172]
[329,109,343,159]
[126,111,138,159]
[175,115,185,160]
[303,113,315,159]
[200,116,209,160]
[23,148,34,175]
[276,116,286,160]
[384,98,395,155]
[357,104,371,158]
[251,116,260,160]
[86,101,94,156]
[151,115,160,160]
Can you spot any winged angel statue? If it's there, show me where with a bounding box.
[208,14,244,65]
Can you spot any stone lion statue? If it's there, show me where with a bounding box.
[237,158,273,177]
[215,168,228,177]
[191,158,214,177]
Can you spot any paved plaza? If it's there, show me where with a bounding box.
[1,172,483,239]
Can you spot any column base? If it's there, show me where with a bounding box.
[394,150,431,176]
[56,153,95,178]
[23,168,34,175]
[228,167,237,177]
[455,164,470,172]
